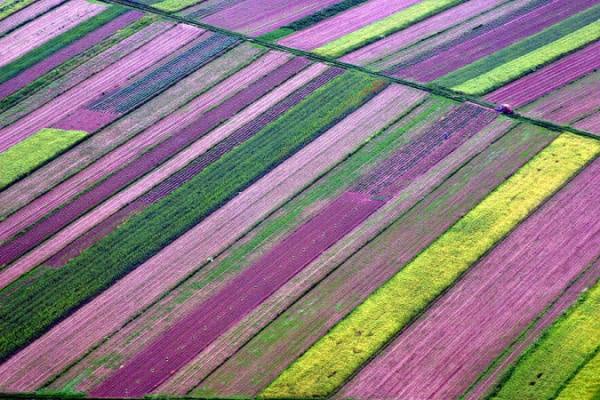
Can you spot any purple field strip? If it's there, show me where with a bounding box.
[575,112,600,136]
[0,57,308,267]
[46,66,342,267]
[0,52,298,289]
[0,49,284,249]
[0,10,143,99]
[486,41,600,108]
[45,85,425,395]
[0,86,413,393]
[202,0,341,36]
[341,0,505,65]
[191,121,549,397]
[0,0,66,35]
[0,24,200,152]
[0,0,106,68]
[91,192,384,397]
[279,0,421,51]
[341,158,600,400]
[0,20,171,131]
[466,258,600,400]
[353,103,497,199]
[391,0,595,81]
[183,0,245,19]
[51,108,121,132]
[524,71,600,124]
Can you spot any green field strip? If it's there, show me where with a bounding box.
[555,347,600,400]
[0,5,129,84]
[0,0,36,21]
[258,0,371,42]
[0,71,385,363]
[0,128,87,190]
[313,0,466,58]
[489,279,600,400]
[261,132,600,398]
[0,15,155,115]
[436,4,600,88]
[453,19,600,95]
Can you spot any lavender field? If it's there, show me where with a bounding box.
[0,1,598,399]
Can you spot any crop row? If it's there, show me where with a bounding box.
[262,133,599,398]
[489,271,600,400]
[0,128,86,190]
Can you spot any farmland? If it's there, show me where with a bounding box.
[0,0,599,399]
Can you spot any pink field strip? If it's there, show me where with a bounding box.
[203,0,341,36]
[0,23,201,152]
[487,41,600,108]
[524,72,600,124]
[396,0,595,81]
[0,51,289,247]
[48,85,424,395]
[467,257,600,400]
[92,192,384,397]
[279,0,420,51]
[0,10,144,99]
[575,113,600,135]
[0,0,66,35]
[342,158,600,400]
[0,85,420,392]
[0,58,319,289]
[0,0,105,68]
[341,0,505,65]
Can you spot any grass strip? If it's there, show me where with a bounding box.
[0,128,87,190]
[489,281,600,400]
[313,0,465,58]
[0,71,385,362]
[436,4,600,88]
[0,15,154,114]
[261,132,600,398]
[453,20,600,95]
[153,0,197,12]
[555,347,600,400]
[0,0,36,21]
[258,0,371,42]
[0,5,128,84]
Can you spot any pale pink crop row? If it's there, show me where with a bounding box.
[0,0,105,68]
[0,23,202,152]
[203,0,340,36]
[342,158,600,400]
[341,0,505,65]
[575,113,600,135]
[467,258,600,399]
[0,83,423,392]
[279,0,421,51]
[0,0,66,36]
[525,71,600,125]
[0,50,291,288]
